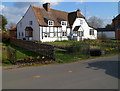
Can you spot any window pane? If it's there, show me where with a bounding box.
[90,29,94,35]
[61,21,67,26]
[29,21,32,25]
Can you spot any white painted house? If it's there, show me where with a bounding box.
[17,3,97,42]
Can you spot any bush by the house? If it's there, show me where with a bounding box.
[90,48,102,56]
[66,42,90,55]
[2,32,10,43]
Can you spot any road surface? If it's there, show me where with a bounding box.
[2,55,119,89]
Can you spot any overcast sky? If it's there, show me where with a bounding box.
[0,1,119,28]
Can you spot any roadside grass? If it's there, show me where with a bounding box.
[55,48,90,63]
[55,48,120,64]
[9,44,42,59]
[0,43,2,46]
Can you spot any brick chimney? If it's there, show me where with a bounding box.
[43,3,50,12]
[76,9,81,16]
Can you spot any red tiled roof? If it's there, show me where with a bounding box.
[31,5,85,27]
[9,26,17,31]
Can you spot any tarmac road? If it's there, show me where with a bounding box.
[2,55,119,89]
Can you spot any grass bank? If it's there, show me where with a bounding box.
[2,43,43,66]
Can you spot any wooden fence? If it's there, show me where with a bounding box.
[10,38,55,60]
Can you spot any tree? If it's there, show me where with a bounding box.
[0,14,8,30]
[87,16,104,28]
[8,22,16,29]
[105,24,113,28]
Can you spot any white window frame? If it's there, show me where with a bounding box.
[62,32,67,36]
[90,29,94,35]
[61,21,67,26]
[48,20,54,26]
[77,31,83,36]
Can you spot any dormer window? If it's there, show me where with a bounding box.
[48,20,54,26]
[61,21,67,26]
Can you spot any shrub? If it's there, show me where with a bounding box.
[23,38,26,40]
[66,42,90,55]
[90,48,102,56]
[2,32,10,43]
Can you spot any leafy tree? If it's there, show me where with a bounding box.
[87,16,104,28]
[8,22,16,29]
[105,24,113,28]
[0,14,7,30]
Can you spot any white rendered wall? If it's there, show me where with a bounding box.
[39,26,70,42]
[17,6,40,40]
[72,18,97,41]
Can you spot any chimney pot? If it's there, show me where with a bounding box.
[77,9,81,13]
[76,9,81,16]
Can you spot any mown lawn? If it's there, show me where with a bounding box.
[42,40,80,47]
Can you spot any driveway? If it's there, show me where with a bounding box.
[2,55,119,89]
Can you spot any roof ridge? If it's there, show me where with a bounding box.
[51,8,68,14]
[31,5,68,14]
[31,5,43,9]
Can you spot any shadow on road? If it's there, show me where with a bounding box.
[87,61,120,79]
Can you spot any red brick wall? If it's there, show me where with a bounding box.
[115,29,120,40]
[9,31,17,38]
[112,15,120,28]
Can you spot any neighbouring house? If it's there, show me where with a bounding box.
[112,14,120,40]
[8,26,17,38]
[97,14,120,40]
[97,28,115,40]
[17,3,97,42]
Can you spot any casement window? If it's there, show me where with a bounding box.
[80,20,83,24]
[48,20,54,26]
[44,33,48,37]
[29,21,33,25]
[19,32,20,37]
[44,33,50,37]
[61,21,67,26]
[78,31,84,36]
[22,32,24,37]
[90,29,94,35]
[62,32,67,36]
[54,32,57,37]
